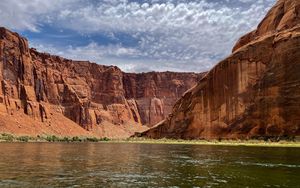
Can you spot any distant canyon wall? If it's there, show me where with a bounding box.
[0,27,202,137]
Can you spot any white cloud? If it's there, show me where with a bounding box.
[0,0,276,72]
[0,0,75,32]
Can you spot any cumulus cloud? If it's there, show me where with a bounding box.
[0,0,276,72]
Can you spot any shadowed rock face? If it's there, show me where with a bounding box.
[123,72,203,126]
[0,28,201,137]
[141,0,300,139]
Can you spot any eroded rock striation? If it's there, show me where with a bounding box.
[141,0,300,139]
[0,27,201,137]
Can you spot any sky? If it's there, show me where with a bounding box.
[0,0,276,73]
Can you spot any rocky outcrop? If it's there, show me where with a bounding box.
[0,27,201,137]
[141,0,300,140]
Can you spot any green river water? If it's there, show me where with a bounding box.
[0,143,299,187]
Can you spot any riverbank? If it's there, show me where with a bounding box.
[1,133,300,147]
[0,133,110,143]
[115,138,300,147]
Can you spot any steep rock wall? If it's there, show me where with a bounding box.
[0,27,201,137]
[141,0,300,139]
[123,72,201,126]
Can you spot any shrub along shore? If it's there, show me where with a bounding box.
[0,133,299,147]
[0,133,110,143]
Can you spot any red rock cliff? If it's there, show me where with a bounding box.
[141,0,300,140]
[0,28,201,137]
[123,72,200,126]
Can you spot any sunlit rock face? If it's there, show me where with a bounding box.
[0,27,201,137]
[141,0,300,139]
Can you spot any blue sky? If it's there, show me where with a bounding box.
[0,0,276,72]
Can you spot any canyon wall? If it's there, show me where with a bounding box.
[0,27,200,137]
[141,0,300,139]
[123,72,202,126]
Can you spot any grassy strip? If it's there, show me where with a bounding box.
[0,133,299,147]
[0,133,110,143]
[110,137,300,147]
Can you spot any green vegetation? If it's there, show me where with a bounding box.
[16,136,32,142]
[100,137,110,141]
[0,133,299,147]
[45,135,59,142]
[0,133,111,143]
[111,137,300,147]
[0,133,14,142]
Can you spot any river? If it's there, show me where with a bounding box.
[0,143,299,187]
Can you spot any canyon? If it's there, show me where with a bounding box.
[141,0,300,140]
[0,27,202,138]
[1,0,299,140]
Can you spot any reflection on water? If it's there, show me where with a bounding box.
[0,143,299,187]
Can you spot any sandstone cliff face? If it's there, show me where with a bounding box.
[123,72,200,126]
[141,0,300,139]
[0,28,200,137]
